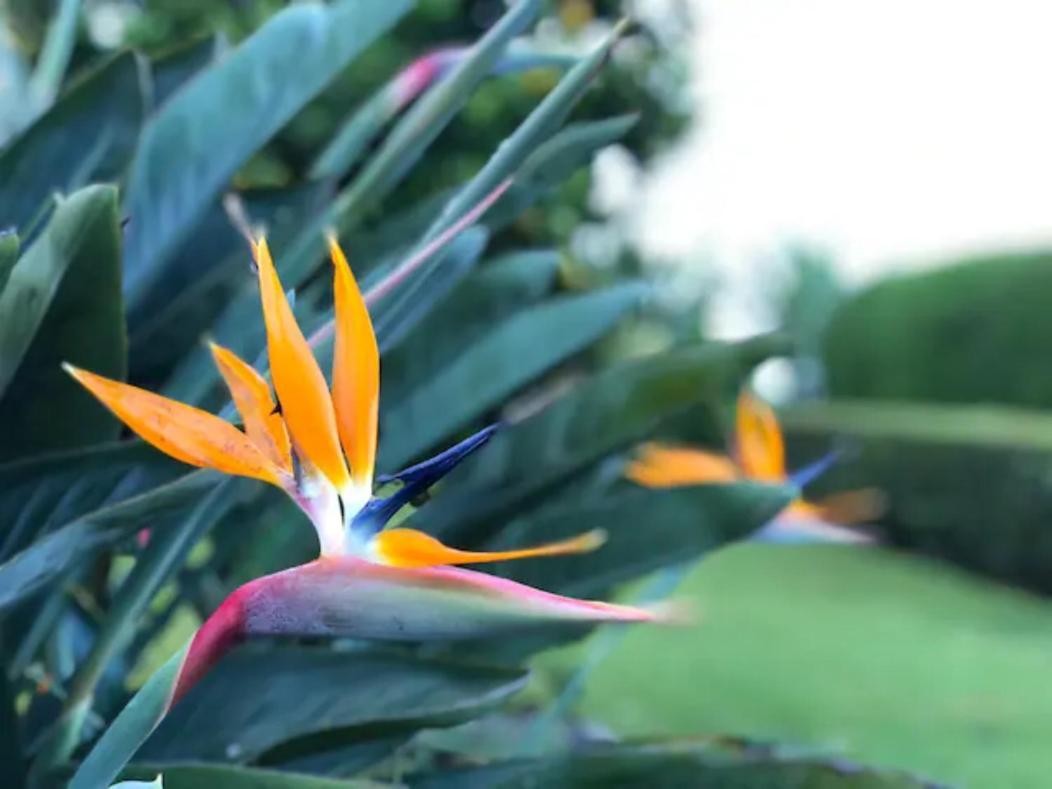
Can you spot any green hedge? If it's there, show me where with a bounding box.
[824,251,1052,407]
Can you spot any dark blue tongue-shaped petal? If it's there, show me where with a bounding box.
[350,424,499,538]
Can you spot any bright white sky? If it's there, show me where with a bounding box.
[633,0,1052,335]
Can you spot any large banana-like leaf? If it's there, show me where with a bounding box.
[0,54,144,231]
[121,0,411,305]
[138,646,527,764]
[423,21,628,242]
[490,482,792,599]
[33,482,242,772]
[379,282,648,468]
[483,114,639,228]
[0,471,215,611]
[0,184,125,458]
[371,227,491,352]
[150,36,223,111]
[381,249,560,406]
[418,336,790,543]
[0,442,184,562]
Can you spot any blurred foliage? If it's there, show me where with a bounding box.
[824,250,1052,408]
[785,398,1052,595]
[114,0,690,262]
[813,250,1052,598]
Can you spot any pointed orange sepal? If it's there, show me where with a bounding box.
[625,443,740,488]
[373,528,607,569]
[65,364,283,485]
[253,237,350,490]
[329,235,379,488]
[734,389,786,482]
[209,342,292,473]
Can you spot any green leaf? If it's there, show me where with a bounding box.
[0,184,125,459]
[417,335,790,542]
[379,282,648,468]
[484,115,639,229]
[409,739,937,788]
[128,181,330,383]
[0,441,184,562]
[137,646,528,764]
[0,230,18,295]
[123,764,379,789]
[263,735,404,779]
[121,0,411,304]
[493,482,791,599]
[310,46,575,180]
[0,53,143,232]
[381,249,560,405]
[0,471,216,612]
[150,36,222,111]
[372,227,490,352]
[36,481,242,772]
[423,21,628,243]
[278,0,542,287]
[69,645,188,789]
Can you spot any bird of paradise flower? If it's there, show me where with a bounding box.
[625,389,884,543]
[66,235,664,707]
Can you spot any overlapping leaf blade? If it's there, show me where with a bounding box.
[491,482,792,598]
[0,441,184,562]
[0,185,126,459]
[122,0,411,305]
[0,184,126,461]
[138,646,528,763]
[0,54,144,231]
[379,282,649,468]
[417,336,790,542]
[0,471,216,612]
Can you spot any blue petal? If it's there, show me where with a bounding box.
[351,424,500,538]
[788,449,841,488]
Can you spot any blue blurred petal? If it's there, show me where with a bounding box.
[789,449,841,488]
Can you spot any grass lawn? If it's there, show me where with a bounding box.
[541,544,1052,788]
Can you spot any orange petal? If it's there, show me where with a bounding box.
[209,342,292,473]
[64,364,282,485]
[799,488,887,525]
[253,237,349,489]
[372,528,607,569]
[734,389,786,481]
[329,235,379,488]
[625,443,740,488]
